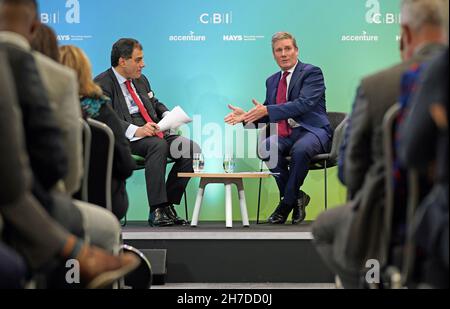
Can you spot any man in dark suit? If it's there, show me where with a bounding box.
[95,38,201,227]
[225,32,331,224]
[399,47,449,288]
[312,0,447,288]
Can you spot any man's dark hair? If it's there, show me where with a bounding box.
[0,0,38,10]
[111,38,143,67]
[0,0,39,22]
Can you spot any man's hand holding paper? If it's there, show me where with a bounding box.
[158,106,192,132]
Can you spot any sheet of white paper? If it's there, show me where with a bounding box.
[157,106,192,132]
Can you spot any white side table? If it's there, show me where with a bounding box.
[178,173,271,228]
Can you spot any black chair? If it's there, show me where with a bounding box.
[85,118,115,212]
[381,103,420,288]
[121,154,189,226]
[256,112,348,224]
[73,118,91,202]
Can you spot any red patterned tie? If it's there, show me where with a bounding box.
[276,71,292,137]
[125,80,163,139]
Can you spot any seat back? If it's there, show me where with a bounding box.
[382,103,401,260]
[86,118,114,211]
[381,103,423,288]
[73,118,92,202]
[327,112,348,161]
[401,169,419,287]
[308,111,348,169]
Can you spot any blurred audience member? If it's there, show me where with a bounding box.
[60,45,136,220]
[0,0,122,261]
[399,47,448,288]
[30,20,58,61]
[29,23,82,196]
[312,0,447,288]
[0,47,139,288]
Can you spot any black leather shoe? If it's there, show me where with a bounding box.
[292,191,311,224]
[164,205,188,225]
[148,208,174,227]
[268,201,293,224]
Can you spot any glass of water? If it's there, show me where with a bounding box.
[193,153,204,173]
[223,153,235,173]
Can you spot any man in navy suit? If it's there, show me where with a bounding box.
[226,32,331,224]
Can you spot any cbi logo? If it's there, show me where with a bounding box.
[41,0,80,25]
[199,12,233,25]
[365,0,401,24]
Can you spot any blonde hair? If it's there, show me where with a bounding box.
[271,32,298,50]
[59,45,103,98]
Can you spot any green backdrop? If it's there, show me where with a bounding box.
[38,0,402,221]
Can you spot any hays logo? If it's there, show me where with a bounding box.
[57,35,71,41]
[41,0,80,25]
[365,0,401,24]
[200,12,233,25]
[223,35,264,42]
[223,35,243,41]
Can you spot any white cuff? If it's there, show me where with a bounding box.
[126,124,139,141]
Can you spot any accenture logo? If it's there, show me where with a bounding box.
[341,31,379,42]
[169,31,207,42]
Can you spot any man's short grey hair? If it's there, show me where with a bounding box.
[401,0,446,31]
[271,32,298,50]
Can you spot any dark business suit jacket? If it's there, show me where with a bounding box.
[399,48,448,178]
[94,68,169,132]
[0,49,30,206]
[0,45,78,270]
[0,42,83,238]
[342,43,445,266]
[256,61,331,150]
[399,49,448,279]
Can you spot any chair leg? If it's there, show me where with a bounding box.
[121,214,127,227]
[324,161,328,210]
[256,160,263,224]
[184,189,189,221]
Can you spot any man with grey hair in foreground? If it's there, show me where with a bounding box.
[312,0,447,288]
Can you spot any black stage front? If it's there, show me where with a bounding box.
[122,221,334,284]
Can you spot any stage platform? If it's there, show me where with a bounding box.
[122,221,334,284]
